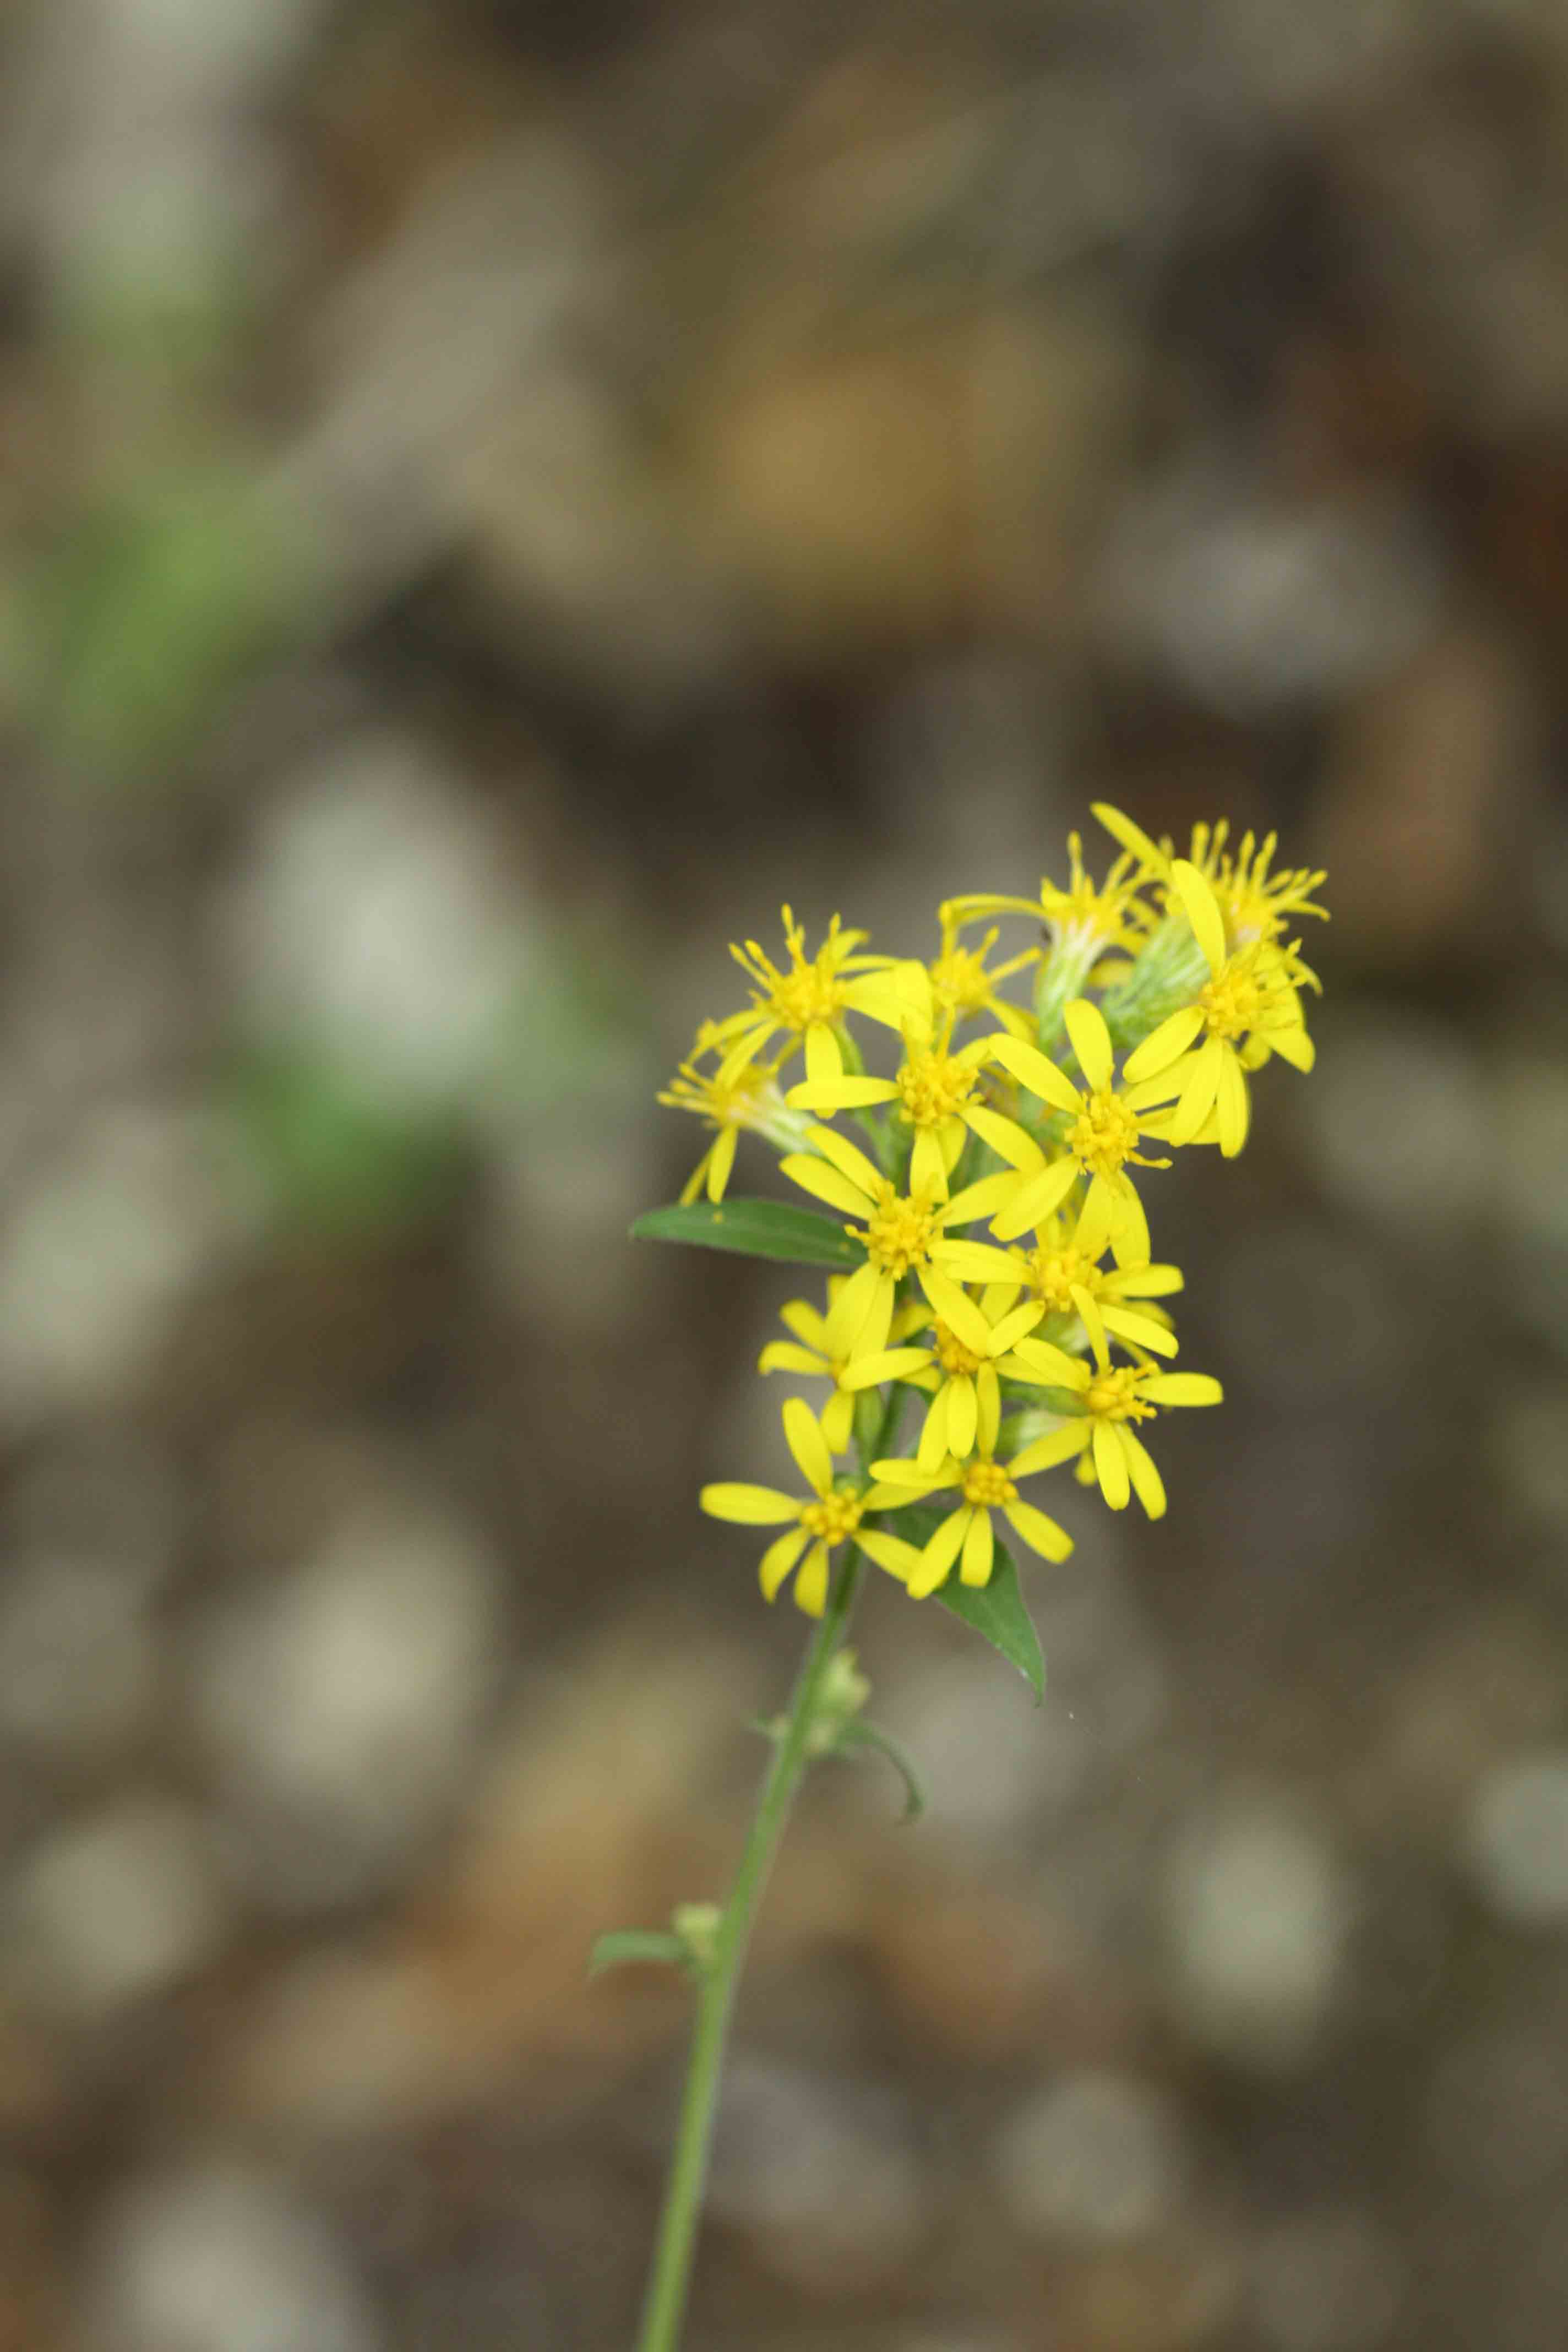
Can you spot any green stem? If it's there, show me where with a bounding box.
[633,1549,865,2351]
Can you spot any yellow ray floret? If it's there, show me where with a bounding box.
[1006,1310,1222,1519]
[1120,862,1315,1157]
[928,923,1037,1039]
[985,998,1174,1262]
[709,908,915,1091]
[787,1009,1038,1200]
[941,831,1147,959]
[868,1375,1074,1599]
[759,1280,927,1455]
[700,1400,924,1615]
[658,1045,805,1204]
[979,1196,1183,1359]
[1092,803,1328,950]
[841,1283,1068,1471]
[780,1126,1021,1366]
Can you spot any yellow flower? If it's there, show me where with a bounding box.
[786,984,1039,1197]
[1120,862,1315,1158]
[779,1126,1021,1365]
[984,998,1173,1263]
[657,1047,808,1204]
[1005,1307,1222,1518]
[869,1378,1074,1599]
[710,908,913,1090]
[941,831,1147,959]
[842,1283,1065,1471]
[1093,803,1328,951]
[928,923,1037,1039]
[700,1400,923,1615]
[980,1197,1183,1358]
[759,1280,926,1454]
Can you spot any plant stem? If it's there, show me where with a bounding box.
[633,1550,865,2352]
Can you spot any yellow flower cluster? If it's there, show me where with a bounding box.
[662,808,1326,1614]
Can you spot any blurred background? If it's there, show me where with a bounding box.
[2,0,1568,2345]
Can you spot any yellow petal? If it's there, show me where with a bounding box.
[1119,1426,1167,1518]
[943,1170,1030,1225]
[781,1155,875,1219]
[910,1124,949,1200]
[779,1298,829,1347]
[989,1158,1078,1242]
[842,1345,933,1392]
[976,1362,1001,1457]
[1092,802,1168,873]
[823,1261,884,1358]
[1004,1499,1074,1562]
[1169,859,1227,976]
[821,1387,856,1454]
[961,1105,1046,1173]
[1123,1004,1206,1084]
[702,1483,801,1525]
[987,1302,1044,1356]
[759,1526,808,1599]
[1268,1022,1315,1072]
[806,1124,887,1200]
[853,1529,922,1583]
[1168,1036,1224,1147]
[680,1151,710,1206]
[793,1540,830,1615]
[916,1266,990,1355]
[1215,1048,1249,1158]
[1070,1282,1110,1369]
[707,1125,739,1201]
[960,1505,994,1587]
[803,1022,842,1086]
[917,1385,951,1471]
[846,1271,895,1363]
[758,1341,827,1376]
[1112,1264,1183,1299]
[946,1374,978,1460]
[1010,1422,1091,1479]
[1009,1338,1088,1390]
[910,1505,972,1599]
[870,1457,953,1490]
[1063,998,1114,1093]
[782,1398,834,1494]
[1098,1305,1178,1358]
[989,1033,1082,1117]
[1142,1372,1223,1406]
[786,1076,899,1112]
[1106,1175,1151,1271]
[1092,1419,1131,1510]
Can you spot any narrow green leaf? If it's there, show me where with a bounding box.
[881,1506,1046,1705]
[835,1719,927,1822]
[630,1197,861,1268]
[587,1928,688,1979]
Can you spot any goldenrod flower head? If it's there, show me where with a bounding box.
[787,1017,1038,1200]
[701,1398,922,1614]
[1006,1303,1222,1519]
[841,1281,1058,1471]
[983,1199,1184,1357]
[658,1047,810,1204]
[1093,803,1327,956]
[759,1280,926,1453]
[713,907,912,1089]
[780,1125,1020,1364]
[869,1365,1075,1598]
[1121,863,1315,1157]
[985,999,1174,1264]
[941,833,1146,960]
[928,924,1037,1038]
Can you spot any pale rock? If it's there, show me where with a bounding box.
[81,2160,378,2352]
[992,2068,1189,2242]
[6,1796,231,2016]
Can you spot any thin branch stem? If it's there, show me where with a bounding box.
[632,1550,864,2352]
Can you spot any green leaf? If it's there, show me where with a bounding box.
[630,1197,861,1268]
[587,1928,689,1978]
[881,1506,1046,1705]
[834,1719,927,1822]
